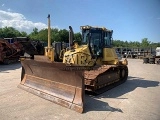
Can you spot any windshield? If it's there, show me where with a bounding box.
[81,29,103,56]
[89,30,102,56]
[90,32,101,47]
[82,29,102,43]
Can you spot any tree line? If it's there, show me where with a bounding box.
[0,27,159,48]
[0,27,81,43]
[113,38,160,48]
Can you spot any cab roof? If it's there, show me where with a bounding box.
[80,25,113,32]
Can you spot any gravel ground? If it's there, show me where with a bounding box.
[0,59,160,120]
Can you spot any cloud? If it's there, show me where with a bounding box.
[7,8,11,12]
[2,4,4,7]
[0,10,49,33]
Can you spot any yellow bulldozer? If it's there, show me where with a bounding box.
[18,14,128,113]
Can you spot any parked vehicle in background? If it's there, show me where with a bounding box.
[155,47,160,64]
[0,38,23,64]
[156,47,160,56]
[0,37,46,64]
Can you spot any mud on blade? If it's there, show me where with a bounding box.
[18,59,84,113]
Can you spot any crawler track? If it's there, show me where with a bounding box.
[84,65,128,94]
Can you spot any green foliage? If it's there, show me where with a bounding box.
[141,38,151,47]
[37,29,48,41]
[113,38,159,48]
[112,40,124,47]
[33,28,38,34]
[0,26,159,48]
[74,32,82,41]
[28,28,70,43]
[51,28,60,42]
[28,28,39,40]
[150,42,160,48]
[21,31,28,37]
[0,27,23,38]
[58,29,69,42]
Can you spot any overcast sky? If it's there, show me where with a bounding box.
[0,0,159,42]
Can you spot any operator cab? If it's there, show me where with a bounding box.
[81,25,113,58]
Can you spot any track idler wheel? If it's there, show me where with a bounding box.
[120,66,128,82]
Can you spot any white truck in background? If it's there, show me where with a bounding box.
[155,47,160,64]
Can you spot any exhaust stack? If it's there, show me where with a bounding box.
[69,26,74,49]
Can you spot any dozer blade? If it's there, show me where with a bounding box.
[18,58,84,113]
